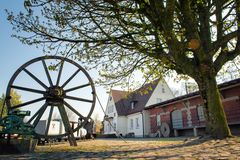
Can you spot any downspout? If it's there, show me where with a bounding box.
[141,111,144,138]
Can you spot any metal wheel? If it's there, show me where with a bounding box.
[6,56,96,139]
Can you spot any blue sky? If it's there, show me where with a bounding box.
[0,1,42,94]
[0,1,107,120]
[0,1,189,122]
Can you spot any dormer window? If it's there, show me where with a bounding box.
[131,101,136,109]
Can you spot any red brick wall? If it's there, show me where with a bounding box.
[222,86,240,124]
[148,85,240,134]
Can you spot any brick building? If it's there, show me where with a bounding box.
[145,78,240,137]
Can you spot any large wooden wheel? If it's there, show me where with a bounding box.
[5,56,96,140]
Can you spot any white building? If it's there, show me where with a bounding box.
[103,79,174,137]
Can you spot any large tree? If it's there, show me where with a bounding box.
[7,0,240,138]
[0,90,22,118]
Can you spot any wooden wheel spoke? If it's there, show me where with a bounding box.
[23,68,48,89]
[56,61,64,86]
[58,105,77,146]
[64,83,91,93]
[42,59,53,87]
[27,103,48,124]
[45,106,54,136]
[12,97,45,109]
[33,103,48,127]
[58,105,74,134]
[11,85,45,94]
[61,68,80,88]
[64,101,84,119]
[64,95,93,103]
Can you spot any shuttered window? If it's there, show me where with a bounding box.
[171,110,183,129]
[197,105,205,121]
[156,115,161,126]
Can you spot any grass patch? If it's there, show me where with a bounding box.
[35,138,184,154]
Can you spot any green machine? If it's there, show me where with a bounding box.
[0,110,35,136]
[0,107,36,154]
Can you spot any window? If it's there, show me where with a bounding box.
[130,119,133,130]
[136,118,139,129]
[107,124,110,132]
[109,96,112,101]
[162,87,165,93]
[104,124,108,133]
[114,113,116,117]
[109,124,112,132]
[156,115,161,126]
[131,101,135,109]
[113,123,116,130]
[157,98,162,103]
[108,105,114,113]
[197,105,205,121]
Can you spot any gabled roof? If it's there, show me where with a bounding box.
[111,79,159,116]
[111,90,128,116]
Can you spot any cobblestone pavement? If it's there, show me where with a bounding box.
[0,137,240,159]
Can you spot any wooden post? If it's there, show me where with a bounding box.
[58,105,77,146]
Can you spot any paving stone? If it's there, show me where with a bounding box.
[182,154,193,157]
[1,138,240,159]
[219,152,231,157]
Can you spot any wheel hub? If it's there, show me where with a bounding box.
[49,87,64,97]
[45,86,65,105]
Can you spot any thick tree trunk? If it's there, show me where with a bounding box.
[197,76,232,139]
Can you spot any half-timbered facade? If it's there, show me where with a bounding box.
[145,78,240,137]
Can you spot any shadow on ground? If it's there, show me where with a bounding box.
[0,138,211,160]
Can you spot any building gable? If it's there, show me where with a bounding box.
[105,92,119,118]
[145,79,174,107]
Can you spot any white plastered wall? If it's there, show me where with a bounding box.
[117,116,127,136]
[145,79,174,107]
[103,92,118,135]
[127,112,143,137]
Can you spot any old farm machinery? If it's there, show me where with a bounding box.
[0,56,96,150]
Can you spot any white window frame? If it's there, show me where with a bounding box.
[131,102,135,109]
[156,114,161,126]
[107,124,110,132]
[171,109,183,129]
[197,105,205,121]
[130,119,134,130]
[162,87,165,93]
[157,98,162,103]
[135,118,139,129]
[105,123,108,133]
